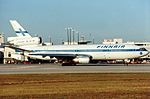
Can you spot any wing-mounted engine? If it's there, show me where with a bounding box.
[73,56,91,64]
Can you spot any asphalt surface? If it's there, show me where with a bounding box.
[0,63,150,74]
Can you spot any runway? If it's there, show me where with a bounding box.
[0,63,150,74]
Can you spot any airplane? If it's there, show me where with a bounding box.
[8,44,148,65]
[7,20,149,65]
[8,20,42,46]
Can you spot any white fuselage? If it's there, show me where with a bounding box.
[20,44,149,60]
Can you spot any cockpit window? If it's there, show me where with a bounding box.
[139,48,147,51]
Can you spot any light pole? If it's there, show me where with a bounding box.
[77,31,80,44]
[93,37,95,44]
[72,29,75,44]
[65,28,69,45]
[69,28,72,45]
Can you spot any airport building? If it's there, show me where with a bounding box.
[102,38,123,44]
[0,34,4,63]
[0,34,4,43]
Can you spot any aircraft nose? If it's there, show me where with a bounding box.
[141,51,149,56]
[147,51,150,55]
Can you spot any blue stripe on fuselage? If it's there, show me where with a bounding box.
[29,49,145,53]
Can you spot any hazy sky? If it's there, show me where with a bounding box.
[0,0,150,44]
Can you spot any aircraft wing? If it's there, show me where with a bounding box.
[29,53,91,58]
[29,53,76,57]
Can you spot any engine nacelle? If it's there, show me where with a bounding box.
[73,57,90,64]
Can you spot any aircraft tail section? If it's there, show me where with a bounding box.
[10,20,31,37]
